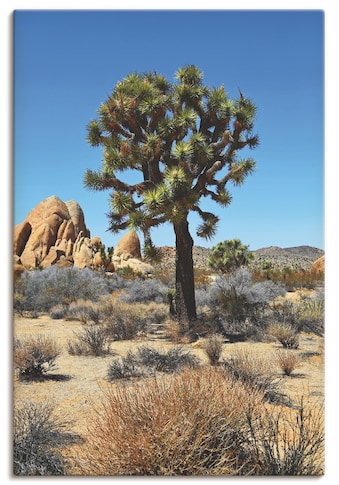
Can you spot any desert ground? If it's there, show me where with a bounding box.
[13,302,324,444]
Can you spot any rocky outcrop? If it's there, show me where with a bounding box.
[311,255,325,274]
[114,231,141,259]
[112,231,153,275]
[13,196,154,275]
[14,195,93,269]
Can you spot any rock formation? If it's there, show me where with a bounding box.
[113,231,141,259]
[14,196,92,269]
[311,255,325,274]
[13,196,153,274]
[112,231,153,274]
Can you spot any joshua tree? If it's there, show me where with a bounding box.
[208,238,255,274]
[84,65,259,328]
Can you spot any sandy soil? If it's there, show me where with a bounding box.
[13,311,324,443]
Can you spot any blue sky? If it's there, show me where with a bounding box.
[13,9,324,251]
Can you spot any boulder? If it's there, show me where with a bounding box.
[92,252,103,267]
[13,195,91,269]
[25,195,70,232]
[57,255,74,268]
[125,258,154,274]
[73,233,93,268]
[91,236,102,250]
[65,200,90,239]
[57,219,75,242]
[20,222,54,268]
[40,247,66,268]
[13,255,26,281]
[311,255,325,274]
[114,231,141,259]
[13,221,31,257]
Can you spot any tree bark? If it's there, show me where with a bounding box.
[174,219,197,329]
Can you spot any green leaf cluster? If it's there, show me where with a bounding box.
[208,239,255,273]
[84,65,259,239]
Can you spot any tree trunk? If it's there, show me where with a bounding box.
[174,219,197,329]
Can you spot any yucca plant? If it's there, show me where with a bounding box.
[85,65,259,328]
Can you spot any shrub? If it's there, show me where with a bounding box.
[104,302,148,340]
[14,335,60,380]
[68,299,101,324]
[268,322,299,349]
[67,325,110,356]
[106,345,200,382]
[212,269,285,323]
[78,368,265,475]
[270,300,299,327]
[276,349,301,376]
[119,277,167,304]
[107,351,145,381]
[164,319,188,344]
[14,266,111,313]
[204,333,224,365]
[222,348,280,402]
[49,304,68,320]
[103,300,167,341]
[13,400,77,475]
[296,293,324,336]
[243,398,324,475]
[136,345,200,373]
[208,239,254,274]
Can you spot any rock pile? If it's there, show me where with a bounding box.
[13,195,153,274]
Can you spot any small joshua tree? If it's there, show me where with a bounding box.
[208,238,254,274]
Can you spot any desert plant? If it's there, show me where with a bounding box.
[107,345,200,382]
[104,302,147,340]
[14,335,60,380]
[204,333,224,365]
[13,266,111,313]
[119,277,167,304]
[67,325,110,356]
[68,299,101,324]
[136,345,200,373]
[208,238,254,274]
[243,398,324,475]
[276,349,301,376]
[164,319,187,344]
[270,300,299,327]
[85,66,259,329]
[107,351,145,381]
[103,300,167,341]
[49,304,68,320]
[212,269,285,323]
[222,348,280,402]
[268,322,299,349]
[13,400,77,475]
[296,293,324,335]
[78,368,265,475]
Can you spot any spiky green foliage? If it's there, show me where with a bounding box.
[209,238,255,274]
[85,66,259,325]
[85,65,258,239]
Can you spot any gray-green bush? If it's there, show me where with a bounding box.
[107,345,200,381]
[14,266,111,313]
[13,400,75,475]
[67,325,110,356]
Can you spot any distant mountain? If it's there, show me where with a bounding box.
[156,245,324,273]
[250,246,324,271]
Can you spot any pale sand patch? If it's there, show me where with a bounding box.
[13,314,324,441]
